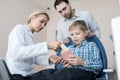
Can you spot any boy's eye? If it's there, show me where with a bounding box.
[76,33,80,35]
[70,34,74,36]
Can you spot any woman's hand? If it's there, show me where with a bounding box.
[49,55,72,68]
[63,38,70,44]
[49,55,66,64]
[48,41,61,51]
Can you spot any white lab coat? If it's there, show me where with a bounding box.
[6,24,50,76]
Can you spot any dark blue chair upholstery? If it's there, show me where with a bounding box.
[55,35,108,78]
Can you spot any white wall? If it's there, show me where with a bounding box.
[0,0,47,58]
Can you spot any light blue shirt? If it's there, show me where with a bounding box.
[57,10,101,41]
[6,24,50,76]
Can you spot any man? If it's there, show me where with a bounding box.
[54,0,101,43]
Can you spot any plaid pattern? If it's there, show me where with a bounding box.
[69,40,103,74]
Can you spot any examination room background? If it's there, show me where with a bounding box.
[0,0,120,79]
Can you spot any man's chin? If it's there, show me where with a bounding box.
[64,15,70,19]
[65,17,71,19]
[64,15,73,19]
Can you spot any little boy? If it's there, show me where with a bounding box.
[60,20,103,80]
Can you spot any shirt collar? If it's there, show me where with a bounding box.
[72,40,88,48]
[24,24,33,36]
[24,25,32,32]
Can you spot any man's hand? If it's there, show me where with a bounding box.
[87,32,95,37]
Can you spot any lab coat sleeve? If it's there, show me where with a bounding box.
[34,54,50,65]
[7,25,48,60]
[14,42,48,60]
[35,52,54,65]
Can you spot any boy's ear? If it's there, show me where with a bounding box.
[85,31,88,36]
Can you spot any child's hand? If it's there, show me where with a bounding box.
[63,62,72,68]
[66,55,84,66]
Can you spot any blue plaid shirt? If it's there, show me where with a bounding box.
[68,40,103,74]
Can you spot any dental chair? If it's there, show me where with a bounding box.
[0,59,11,80]
[55,35,108,80]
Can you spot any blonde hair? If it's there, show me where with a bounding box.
[27,10,50,24]
[69,20,88,32]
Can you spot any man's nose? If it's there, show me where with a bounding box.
[62,11,66,15]
[42,23,45,28]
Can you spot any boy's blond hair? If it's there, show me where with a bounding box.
[69,20,88,32]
